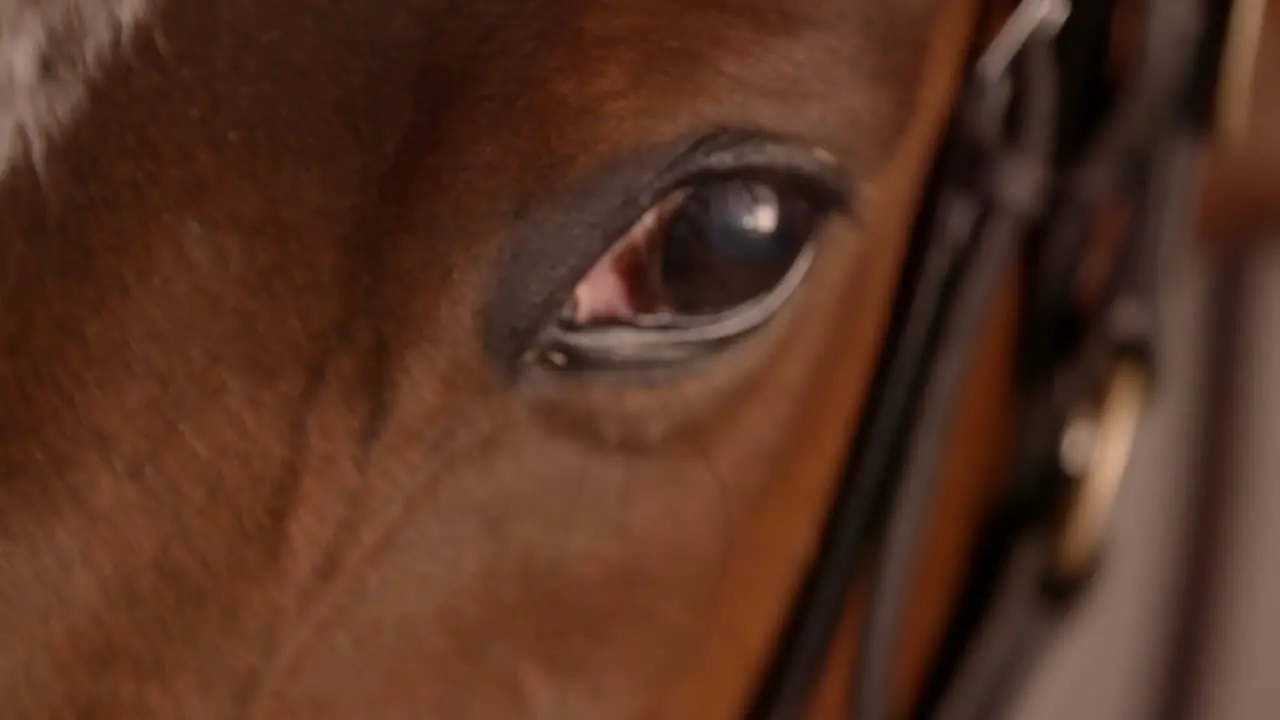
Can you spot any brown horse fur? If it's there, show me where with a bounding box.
[0,1,977,716]
[0,0,1274,718]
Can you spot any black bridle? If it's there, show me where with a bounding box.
[751,0,1232,718]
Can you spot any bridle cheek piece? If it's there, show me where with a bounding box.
[750,0,1240,718]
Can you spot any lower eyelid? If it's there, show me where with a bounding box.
[529,239,821,373]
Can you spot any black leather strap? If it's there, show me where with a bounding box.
[749,0,1220,717]
[879,0,1211,718]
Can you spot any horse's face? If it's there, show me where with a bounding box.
[0,0,985,717]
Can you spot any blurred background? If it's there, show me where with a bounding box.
[1012,221,1280,720]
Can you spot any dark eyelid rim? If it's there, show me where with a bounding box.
[482,128,855,375]
[662,132,852,206]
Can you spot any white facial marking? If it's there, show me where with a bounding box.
[0,0,152,178]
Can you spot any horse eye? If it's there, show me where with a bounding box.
[566,178,830,326]
[525,173,840,372]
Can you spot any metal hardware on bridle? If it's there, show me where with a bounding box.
[1216,0,1267,148]
[1053,359,1147,582]
[749,0,1226,718]
[975,0,1071,86]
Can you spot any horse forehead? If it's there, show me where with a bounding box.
[0,0,930,186]
[390,0,935,204]
[438,0,929,128]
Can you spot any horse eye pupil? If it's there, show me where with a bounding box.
[658,180,812,314]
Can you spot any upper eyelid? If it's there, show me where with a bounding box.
[650,137,854,212]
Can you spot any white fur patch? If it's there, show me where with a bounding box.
[0,0,151,178]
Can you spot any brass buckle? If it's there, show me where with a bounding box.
[1216,0,1267,150]
[1052,360,1149,584]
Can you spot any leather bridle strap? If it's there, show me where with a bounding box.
[749,0,1226,718]
[892,1,1212,718]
